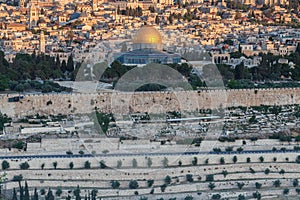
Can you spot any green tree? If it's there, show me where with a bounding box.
[264,168,270,175]
[61,60,67,73]
[255,182,262,189]
[116,160,122,168]
[259,156,264,163]
[100,160,106,169]
[160,184,167,192]
[165,175,171,184]
[2,160,9,170]
[73,185,81,200]
[220,157,225,164]
[186,174,193,182]
[237,182,245,190]
[246,157,251,163]
[147,179,154,187]
[211,194,221,199]
[129,180,139,189]
[274,179,281,187]
[91,189,97,200]
[233,155,237,163]
[69,162,74,169]
[56,188,62,196]
[279,169,285,174]
[221,170,228,177]
[53,161,57,169]
[12,188,17,200]
[32,188,39,200]
[24,181,30,200]
[293,179,299,187]
[283,188,289,195]
[253,191,261,200]
[84,161,91,169]
[178,160,182,166]
[237,147,243,152]
[40,188,46,195]
[78,150,84,155]
[66,54,74,72]
[162,157,168,167]
[184,196,193,200]
[45,188,54,200]
[296,155,300,163]
[206,174,214,182]
[192,157,198,166]
[111,180,120,189]
[208,182,215,190]
[132,158,138,168]
[147,157,152,168]
[20,162,30,170]
[205,158,209,164]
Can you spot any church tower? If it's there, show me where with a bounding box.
[39,31,45,54]
[29,5,39,29]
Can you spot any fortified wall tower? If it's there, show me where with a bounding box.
[0,88,299,118]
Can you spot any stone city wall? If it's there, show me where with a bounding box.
[0,88,299,117]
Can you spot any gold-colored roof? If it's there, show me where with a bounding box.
[132,25,162,45]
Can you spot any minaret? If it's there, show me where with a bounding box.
[39,31,45,54]
[29,5,39,29]
[92,0,98,11]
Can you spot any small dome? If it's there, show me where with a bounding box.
[133,25,162,45]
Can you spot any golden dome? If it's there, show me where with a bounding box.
[133,25,162,45]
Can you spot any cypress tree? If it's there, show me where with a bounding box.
[61,60,67,73]
[55,55,60,70]
[19,185,24,200]
[12,188,18,200]
[32,188,38,200]
[24,181,29,200]
[45,188,54,200]
[66,54,74,72]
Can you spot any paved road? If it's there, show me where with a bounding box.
[0,149,299,160]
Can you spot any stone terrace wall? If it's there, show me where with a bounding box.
[0,88,299,117]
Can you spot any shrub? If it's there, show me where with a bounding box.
[20,162,30,169]
[12,175,23,182]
